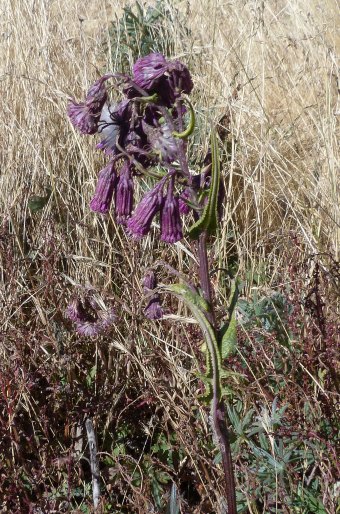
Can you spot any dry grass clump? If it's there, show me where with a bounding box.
[0,0,339,512]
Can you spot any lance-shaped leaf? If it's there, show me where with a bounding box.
[219,279,239,359]
[188,130,220,239]
[163,283,221,401]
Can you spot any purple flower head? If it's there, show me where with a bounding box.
[96,100,131,154]
[67,75,111,135]
[90,160,117,214]
[143,270,163,320]
[130,53,193,106]
[132,53,168,91]
[65,289,117,337]
[115,161,134,225]
[142,121,178,164]
[85,75,111,110]
[160,176,183,243]
[67,101,99,134]
[127,175,167,239]
[65,298,90,323]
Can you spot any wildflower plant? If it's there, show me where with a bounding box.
[67,53,237,512]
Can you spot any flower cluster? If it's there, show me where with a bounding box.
[67,53,196,243]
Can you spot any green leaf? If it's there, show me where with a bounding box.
[28,188,51,213]
[219,279,238,359]
[166,283,210,313]
[164,283,221,401]
[188,130,220,239]
[220,311,237,359]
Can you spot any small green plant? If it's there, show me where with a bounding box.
[108,1,186,71]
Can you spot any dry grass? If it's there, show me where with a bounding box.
[0,0,339,512]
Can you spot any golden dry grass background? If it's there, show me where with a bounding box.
[0,0,339,511]
[1,0,339,279]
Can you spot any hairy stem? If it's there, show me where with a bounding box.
[197,231,237,514]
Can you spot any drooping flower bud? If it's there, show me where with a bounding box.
[127,176,167,238]
[90,161,117,214]
[67,75,111,134]
[115,161,134,225]
[178,187,191,215]
[160,176,183,244]
[143,270,163,320]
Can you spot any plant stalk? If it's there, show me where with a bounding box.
[197,231,237,514]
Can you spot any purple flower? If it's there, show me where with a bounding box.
[65,290,117,337]
[168,59,193,96]
[144,298,163,320]
[97,100,131,154]
[178,187,191,215]
[65,298,90,323]
[127,176,167,238]
[131,53,193,106]
[90,161,117,214]
[160,177,183,243]
[67,102,99,134]
[115,161,134,225]
[67,75,111,134]
[132,53,169,91]
[143,270,163,320]
[76,307,117,336]
[142,121,178,163]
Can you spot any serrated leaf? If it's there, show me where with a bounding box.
[188,130,220,239]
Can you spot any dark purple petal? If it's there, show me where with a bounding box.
[160,177,183,243]
[115,161,134,225]
[144,298,163,320]
[85,75,111,111]
[132,53,168,91]
[67,101,99,134]
[67,75,111,135]
[169,60,193,96]
[131,53,193,107]
[178,187,191,214]
[143,270,157,291]
[90,161,116,214]
[127,176,167,238]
